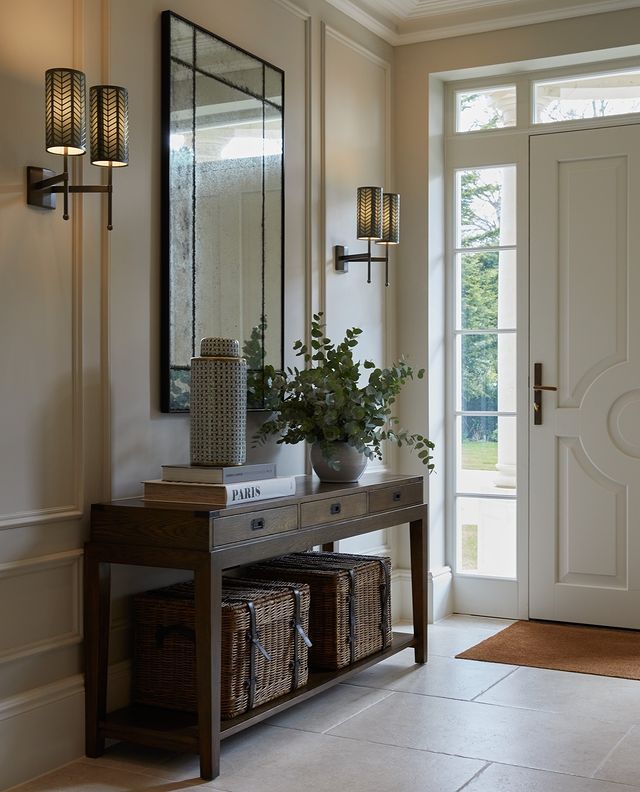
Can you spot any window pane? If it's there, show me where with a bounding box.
[458,250,516,330]
[534,69,640,124]
[457,415,516,494]
[456,497,516,577]
[460,334,496,411]
[458,333,516,412]
[456,166,516,248]
[456,86,516,132]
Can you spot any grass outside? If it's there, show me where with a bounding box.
[461,524,478,570]
[462,439,497,471]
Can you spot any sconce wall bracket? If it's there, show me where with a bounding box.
[27,167,59,210]
[334,245,350,274]
[27,164,114,226]
[334,242,390,285]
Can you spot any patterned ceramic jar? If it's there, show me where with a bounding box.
[190,338,247,466]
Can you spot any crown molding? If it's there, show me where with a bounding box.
[325,0,640,45]
[323,0,399,42]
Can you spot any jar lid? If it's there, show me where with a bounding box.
[199,338,241,358]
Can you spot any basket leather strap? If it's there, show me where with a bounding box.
[245,600,271,710]
[378,560,390,648]
[288,587,313,691]
[347,568,356,665]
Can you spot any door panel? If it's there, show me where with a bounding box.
[530,125,640,627]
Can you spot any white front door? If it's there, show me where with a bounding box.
[530,124,640,627]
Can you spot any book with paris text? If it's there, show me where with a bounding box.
[142,476,297,506]
[160,462,276,485]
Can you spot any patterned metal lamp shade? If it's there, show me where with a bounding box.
[379,192,400,245]
[45,68,86,156]
[356,186,383,240]
[90,85,129,167]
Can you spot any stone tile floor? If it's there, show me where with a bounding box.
[12,615,640,792]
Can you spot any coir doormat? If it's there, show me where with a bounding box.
[456,620,640,679]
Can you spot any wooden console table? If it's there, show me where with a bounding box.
[84,472,428,780]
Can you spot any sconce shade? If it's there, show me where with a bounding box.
[380,192,400,244]
[45,68,86,156]
[356,186,382,239]
[90,85,129,167]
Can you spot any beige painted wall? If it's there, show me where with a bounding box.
[0,0,392,787]
[394,6,640,576]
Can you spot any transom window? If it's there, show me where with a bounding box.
[452,59,640,136]
[534,68,640,123]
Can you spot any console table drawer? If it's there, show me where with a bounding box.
[369,482,423,514]
[300,492,367,528]
[214,505,298,546]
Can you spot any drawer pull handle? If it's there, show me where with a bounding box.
[330,503,341,515]
[392,491,402,502]
[250,518,266,531]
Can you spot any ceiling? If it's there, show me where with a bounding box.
[325,0,640,44]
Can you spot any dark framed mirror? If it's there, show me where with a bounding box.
[160,10,284,412]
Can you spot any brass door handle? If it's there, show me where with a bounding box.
[533,363,556,425]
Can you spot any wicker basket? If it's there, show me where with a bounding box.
[247,552,391,670]
[132,578,311,719]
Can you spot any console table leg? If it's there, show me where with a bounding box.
[84,548,111,757]
[195,557,222,780]
[409,506,429,664]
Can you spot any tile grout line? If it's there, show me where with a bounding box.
[453,761,492,791]
[590,724,637,781]
[315,727,640,785]
[318,689,395,734]
[470,665,521,702]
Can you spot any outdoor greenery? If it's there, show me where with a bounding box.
[459,167,500,445]
[461,524,478,571]
[461,440,498,471]
[253,313,435,469]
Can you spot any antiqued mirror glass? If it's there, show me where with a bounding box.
[161,11,284,412]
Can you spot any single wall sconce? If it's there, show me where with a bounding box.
[26,68,129,230]
[334,186,400,286]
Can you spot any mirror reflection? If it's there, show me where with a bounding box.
[161,11,284,412]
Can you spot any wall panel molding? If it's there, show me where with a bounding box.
[321,23,392,466]
[0,0,87,532]
[271,0,312,20]
[0,550,83,665]
[0,507,83,532]
[0,673,83,723]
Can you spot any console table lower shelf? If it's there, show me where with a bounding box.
[85,473,428,781]
[99,631,414,752]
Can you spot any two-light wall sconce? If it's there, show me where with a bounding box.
[26,68,129,230]
[334,186,400,286]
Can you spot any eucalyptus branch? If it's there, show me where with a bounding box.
[253,313,435,471]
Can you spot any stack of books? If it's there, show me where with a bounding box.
[142,462,297,506]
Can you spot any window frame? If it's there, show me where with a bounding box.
[446,55,640,140]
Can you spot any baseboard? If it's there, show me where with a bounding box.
[0,676,84,791]
[391,565,453,624]
[391,568,412,624]
[0,658,133,791]
[429,565,453,622]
